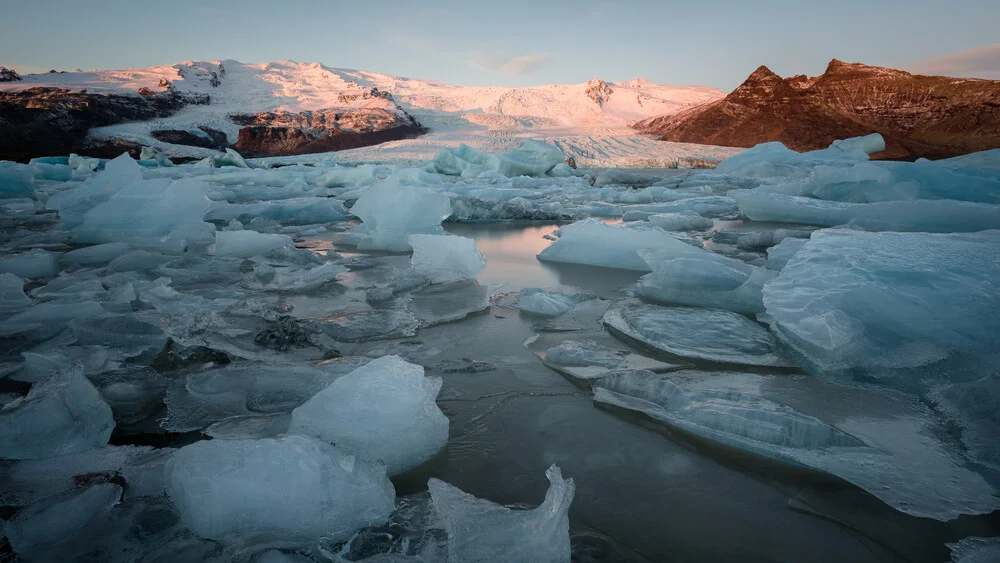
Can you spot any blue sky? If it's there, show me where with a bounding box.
[2,0,998,90]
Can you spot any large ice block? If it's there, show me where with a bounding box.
[409,234,486,284]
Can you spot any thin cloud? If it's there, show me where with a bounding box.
[468,52,548,75]
[908,43,1000,79]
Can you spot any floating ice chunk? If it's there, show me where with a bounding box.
[317,164,382,188]
[210,230,294,258]
[108,249,173,272]
[409,234,485,284]
[429,464,574,563]
[0,272,29,309]
[764,237,808,270]
[408,280,490,326]
[0,300,104,336]
[647,211,714,231]
[0,249,60,279]
[717,135,880,178]
[426,140,565,178]
[604,300,792,366]
[0,364,115,459]
[3,483,122,555]
[732,189,1000,232]
[163,359,368,433]
[289,355,448,475]
[594,370,869,467]
[344,174,452,251]
[73,177,215,249]
[62,242,131,266]
[940,149,1000,170]
[0,165,34,198]
[198,148,250,169]
[30,162,72,181]
[947,537,1000,562]
[313,307,420,342]
[164,435,395,543]
[763,230,1000,376]
[634,244,776,314]
[518,287,597,317]
[537,219,677,271]
[816,133,885,157]
[541,340,682,382]
[264,262,347,292]
[629,196,740,218]
[206,197,350,225]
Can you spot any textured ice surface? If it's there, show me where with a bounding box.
[732,190,1000,232]
[289,355,448,475]
[62,242,131,265]
[425,140,565,178]
[764,237,808,271]
[518,287,597,317]
[929,374,1000,470]
[647,211,715,231]
[164,435,395,543]
[409,234,485,284]
[541,340,682,381]
[313,307,420,342]
[537,219,677,271]
[0,364,115,459]
[344,174,453,251]
[716,135,882,179]
[429,464,574,563]
[3,483,122,555]
[408,280,491,327]
[947,537,1000,563]
[594,369,1000,520]
[0,249,60,279]
[211,230,293,258]
[604,300,792,366]
[206,197,350,225]
[0,272,30,309]
[0,165,35,198]
[634,244,776,314]
[163,359,368,433]
[74,177,215,249]
[763,229,1000,377]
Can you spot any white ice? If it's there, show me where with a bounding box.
[409,234,486,284]
[537,219,678,271]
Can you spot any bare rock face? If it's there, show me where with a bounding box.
[0,67,22,82]
[0,88,209,162]
[231,107,425,158]
[585,79,614,107]
[151,127,228,149]
[635,60,1000,159]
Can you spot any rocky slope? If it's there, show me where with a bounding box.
[635,60,1000,159]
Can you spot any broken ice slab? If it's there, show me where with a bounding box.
[164,435,395,544]
[424,140,566,178]
[408,280,491,327]
[731,189,1000,232]
[763,229,1000,383]
[0,249,60,279]
[0,364,115,460]
[539,340,686,383]
[0,272,30,309]
[647,211,715,231]
[603,300,794,367]
[3,482,123,556]
[205,197,350,226]
[947,537,1000,562]
[210,230,293,258]
[288,355,449,476]
[311,307,420,342]
[429,464,574,563]
[341,174,452,252]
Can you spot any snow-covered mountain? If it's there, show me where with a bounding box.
[1,59,734,166]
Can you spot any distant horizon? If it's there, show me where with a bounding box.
[2,0,999,91]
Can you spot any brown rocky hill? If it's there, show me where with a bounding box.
[634,60,1000,159]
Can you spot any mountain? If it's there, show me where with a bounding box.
[0,60,724,162]
[634,60,1000,159]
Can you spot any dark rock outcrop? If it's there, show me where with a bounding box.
[0,67,21,82]
[0,87,209,162]
[585,79,614,107]
[231,108,426,158]
[151,126,228,149]
[635,60,1000,159]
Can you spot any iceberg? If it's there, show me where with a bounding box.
[62,242,131,266]
[288,355,449,475]
[2,482,122,555]
[0,272,30,309]
[342,174,453,251]
[764,237,808,270]
[164,435,395,543]
[210,230,294,258]
[537,219,678,271]
[541,340,683,382]
[518,287,597,317]
[647,211,715,231]
[763,229,1000,378]
[409,234,486,284]
[604,300,792,367]
[0,364,115,460]
[0,165,35,198]
[425,140,565,178]
[0,249,60,279]
[429,464,574,563]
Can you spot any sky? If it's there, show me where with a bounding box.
[2,0,999,91]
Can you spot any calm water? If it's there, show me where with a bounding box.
[316,223,985,562]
